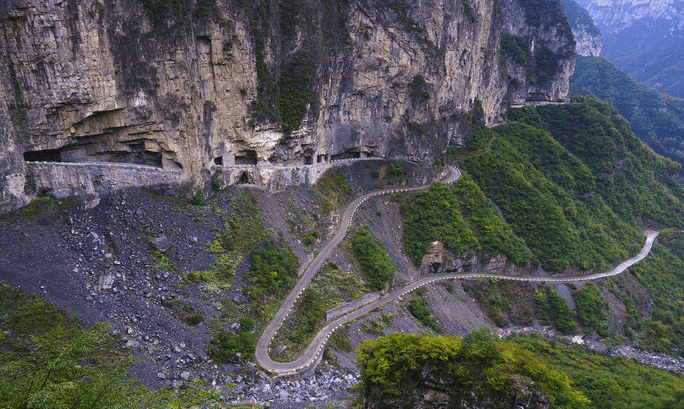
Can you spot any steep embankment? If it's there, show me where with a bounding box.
[0,0,575,213]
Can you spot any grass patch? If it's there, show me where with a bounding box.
[162,298,203,326]
[360,313,395,335]
[1,197,76,224]
[315,168,353,216]
[408,297,441,333]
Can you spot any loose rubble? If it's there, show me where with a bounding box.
[498,326,684,374]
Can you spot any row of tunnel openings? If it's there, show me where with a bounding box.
[23,141,167,169]
[25,143,375,177]
[212,150,373,167]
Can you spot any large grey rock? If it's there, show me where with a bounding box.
[151,235,171,253]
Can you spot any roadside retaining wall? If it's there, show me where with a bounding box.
[326,293,379,321]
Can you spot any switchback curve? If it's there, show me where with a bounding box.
[254,165,461,374]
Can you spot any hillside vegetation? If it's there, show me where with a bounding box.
[357,331,684,409]
[572,55,684,167]
[460,96,684,271]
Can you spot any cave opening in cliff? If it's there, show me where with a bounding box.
[317,154,328,163]
[235,150,257,165]
[237,172,250,184]
[330,151,362,161]
[24,149,62,162]
[304,155,313,165]
[93,150,163,168]
[214,157,223,166]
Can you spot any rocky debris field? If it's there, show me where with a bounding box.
[0,187,359,407]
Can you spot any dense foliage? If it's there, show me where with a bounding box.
[532,96,684,228]
[572,55,684,165]
[464,119,641,271]
[247,239,299,302]
[500,34,530,67]
[627,230,684,354]
[401,177,531,266]
[357,332,589,408]
[462,97,684,271]
[352,229,395,290]
[273,262,365,361]
[407,297,441,332]
[573,283,608,336]
[208,326,257,364]
[358,331,684,409]
[534,286,578,334]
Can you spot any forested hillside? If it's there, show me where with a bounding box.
[357,332,684,409]
[418,96,684,272]
[399,96,684,357]
[572,55,684,169]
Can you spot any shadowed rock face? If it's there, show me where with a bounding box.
[0,0,574,213]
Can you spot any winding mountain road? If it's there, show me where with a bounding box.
[254,165,461,374]
[254,164,659,376]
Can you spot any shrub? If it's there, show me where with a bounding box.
[189,190,203,205]
[573,283,606,333]
[408,297,441,332]
[352,229,395,290]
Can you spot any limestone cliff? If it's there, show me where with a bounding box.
[562,0,602,56]
[0,0,575,213]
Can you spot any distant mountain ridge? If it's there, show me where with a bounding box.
[575,0,684,99]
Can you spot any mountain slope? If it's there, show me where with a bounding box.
[572,55,684,171]
[576,0,684,99]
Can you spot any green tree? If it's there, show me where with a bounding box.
[573,283,607,333]
[0,323,138,409]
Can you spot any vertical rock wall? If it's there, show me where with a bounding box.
[0,0,575,214]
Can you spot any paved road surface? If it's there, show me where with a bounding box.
[254,165,658,376]
[254,165,460,374]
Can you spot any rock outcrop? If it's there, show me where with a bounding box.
[562,0,602,57]
[576,0,684,33]
[0,0,575,214]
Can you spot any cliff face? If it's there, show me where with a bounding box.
[0,0,575,213]
[562,0,602,56]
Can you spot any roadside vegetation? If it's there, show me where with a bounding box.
[351,228,396,291]
[358,330,684,408]
[401,175,532,266]
[314,168,353,217]
[271,262,366,362]
[408,296,441,333]
[357,331,589,408]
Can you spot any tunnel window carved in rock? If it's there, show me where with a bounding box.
[235,150,257,165]
[238,172,250,184]
[24,149,62,162]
